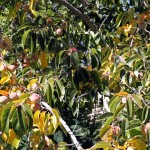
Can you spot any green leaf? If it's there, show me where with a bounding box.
[122,13,129,25]
[22,104,33,131]
[128,127,142,138]
[38,31,46,50]
[22,103,33,118]
[46,83,53,106]
[55,78,65,102]
[55,50,66,69]
[1,103,13,135]
[113,104,126,118]
[130,94,143,108]
[17,106,27,133]
[133,47,145,59]
[104,116,114,127]
[91,141,112,150]
[98,112,113,120]
[12,110,24,137]
[126,54,140,67]
[127,99,133,118]
[109,96,121,113]
[70,52,80,67]
[22,30,31,49]
[19,24,32,31]
[127,123,142,130]
[99,125,111,139]
[91,70,101,87]
[142,107,150,123]
[116,12,125,28]
[69,89,77,107]
[128,8,135,22]
[91,54,99,69]
[19,93,30,102]
[30,32,36,54]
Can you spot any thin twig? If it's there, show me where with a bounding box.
[99,15,109,30]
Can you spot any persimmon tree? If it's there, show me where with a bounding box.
[0,0,150,149]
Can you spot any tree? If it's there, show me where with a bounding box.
[0,0,150,149]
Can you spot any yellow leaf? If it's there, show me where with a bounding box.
[39,111,46,134]
[44,113,51,134]
[7,129,16,144]
[47,109,60,135]
[33,110,41,125]
[3,37,12,50]
[27,78,37,90]
[129,19,137,34]
[101,127,113,142]
[9,76,17,86]
[51,109,60,128]
[7,129,20,149]
[0,90,9,96]
[116,27,123,35]
[30,128,41,148]
[112,37,120,44]
[39,51,48,69]
[124,137,146,150]
[1,50,7,56]
[0,76,10,84]
[1,133,7,142]
[86,65,92,71]
[115,91,128,97]
[29,0,37,16]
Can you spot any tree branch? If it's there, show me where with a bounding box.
[41,101,83,150]
[59,0,97,33]
[80,0,88,7]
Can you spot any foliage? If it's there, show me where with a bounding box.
[0,0,150,149]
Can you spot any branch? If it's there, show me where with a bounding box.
[80,0,88,7]
[59,0,97,33]
[99,15,109,30]
[41,101,83,150]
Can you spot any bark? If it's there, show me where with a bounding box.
[80,0,88,7]
[59,0,97,33]
[41,101,83,150]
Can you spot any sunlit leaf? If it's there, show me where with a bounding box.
[1,103,13,135]
[7,129,21,149]
[0,90,9,96]
[39,51,48,69]
[124,137,146,150]
[22,30,31,49]
[0,76,10,85]
[90,141,112,150]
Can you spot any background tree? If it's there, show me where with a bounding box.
[0,0,150,149]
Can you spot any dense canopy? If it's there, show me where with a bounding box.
[0,0,150,149]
